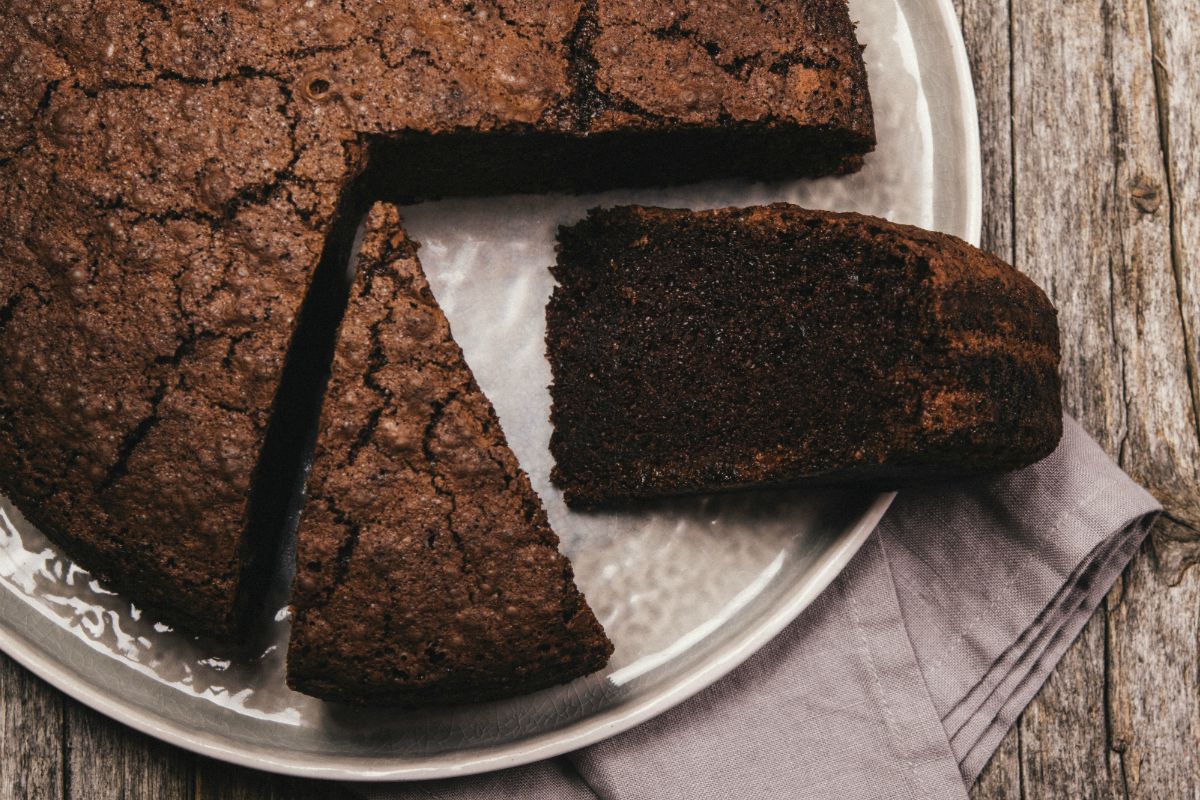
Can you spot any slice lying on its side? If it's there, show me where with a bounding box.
[547,204,1063,508]
[288,204,612,705]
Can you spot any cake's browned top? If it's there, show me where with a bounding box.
[547,204,1063,507]
[288,204,611,704]
[0,2,873,637]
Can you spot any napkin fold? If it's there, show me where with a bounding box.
[362,417,1160,800]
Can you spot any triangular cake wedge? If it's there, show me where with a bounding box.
[547,204,1063,507]
[288,204,612,705]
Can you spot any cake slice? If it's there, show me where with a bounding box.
[547,204,1062,508]
[288,204,612,705]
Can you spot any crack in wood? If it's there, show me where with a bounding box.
[971,0,1200,795]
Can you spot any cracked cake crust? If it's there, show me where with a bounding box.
[289,204,612,704]
[0,0,873,639]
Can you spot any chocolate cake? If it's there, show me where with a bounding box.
[546,205,1063,507]
[0,2,874,638]
[288,204,611,704]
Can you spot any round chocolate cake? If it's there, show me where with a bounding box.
[0,0,874,701]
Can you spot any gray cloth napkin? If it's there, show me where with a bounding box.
[359,417,1160,800]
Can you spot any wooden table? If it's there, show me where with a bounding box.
[2,1,1197,797]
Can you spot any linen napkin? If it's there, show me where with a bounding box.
[360,416,1160,800]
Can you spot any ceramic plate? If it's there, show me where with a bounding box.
[0,0,980,781]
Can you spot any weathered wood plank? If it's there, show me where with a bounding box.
[63,698,191,800]
[1102,4,1200,785]
[1018,612,1124,797]
[1005,0,1199,798]
[194,758,349,800]
[1012,0,1167,453]
[1142,0,1200,562]
[972,727,1022,800]
[1147,0,1200,451]
[1107,538,1200,796]
[0,653,63,800]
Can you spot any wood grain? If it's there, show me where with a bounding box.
[63,700,191,800]
[1108,1,1200,791]
[1147,0,1200,447]
[963,0,1200,796]
[1108,0,1200,791]
[1009,0,1164,796]
[0,653,63,800]
[193,759,348,800]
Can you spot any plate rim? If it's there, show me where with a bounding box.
[0,492,895,782]
[0,0,981,782]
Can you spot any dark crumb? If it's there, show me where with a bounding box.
[547,204,1063,508]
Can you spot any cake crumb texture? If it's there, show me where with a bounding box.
[547,204,1063,508]
[0,1,873,637]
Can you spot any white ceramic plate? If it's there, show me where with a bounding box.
[0,0,980,782]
